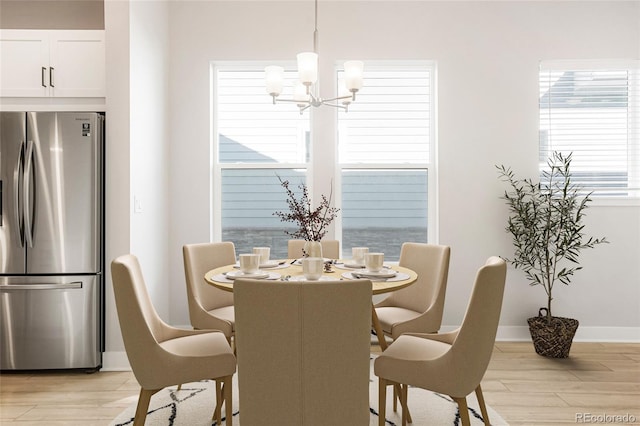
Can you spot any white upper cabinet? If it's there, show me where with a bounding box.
[0,31,49,97]
[0,30,105,98]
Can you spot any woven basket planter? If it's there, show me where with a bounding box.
[527,308,579,358]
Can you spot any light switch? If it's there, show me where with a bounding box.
[134,196,143,213]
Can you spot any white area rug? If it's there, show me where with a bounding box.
[111,358,509,425]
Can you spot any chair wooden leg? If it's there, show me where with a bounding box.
[393,384,398,412]
[401,384,408,426]
[394,383,412,424]
[475,384,490,425]
[133,388,159,426]
[224,375,233,426]
[378,378,387,426]
[176,384,182,391]
[212,380,222,425]
[405,386,412,423]
[453,396,470,426]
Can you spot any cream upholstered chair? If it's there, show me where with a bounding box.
[287,239,340,259]
[111,255,236,426]
[183,242,236,341]
[374,242,451,340]
[374,257,507,426]
[234,278,372,425]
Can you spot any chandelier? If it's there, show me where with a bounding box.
[264,0,364,114]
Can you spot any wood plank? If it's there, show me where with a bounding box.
[557,393,640,410]
[0,342,637,426]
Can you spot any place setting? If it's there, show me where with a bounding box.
[214,250,282,283]
[230,247,290,270]
[340,251,408,282]
[333,246,370,270]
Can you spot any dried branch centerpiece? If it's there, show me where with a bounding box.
[273,176,339,258]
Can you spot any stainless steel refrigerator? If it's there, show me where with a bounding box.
[0,111,104,370]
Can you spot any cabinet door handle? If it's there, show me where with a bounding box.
[49,67,55,87]
[41,67,47,87]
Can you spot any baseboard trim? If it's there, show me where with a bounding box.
[464,325,639,342]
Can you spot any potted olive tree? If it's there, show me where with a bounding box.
[497,151,608,358]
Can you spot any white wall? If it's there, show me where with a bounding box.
[102,0,639,369]
[103,0,170,368]
[104,0,131,362]
[166,1,640,340]
[130,1,171,319]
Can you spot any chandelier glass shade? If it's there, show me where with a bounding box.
[265,0,364,113]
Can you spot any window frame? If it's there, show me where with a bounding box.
[211,61,309,243]
[335,61,438,248]
[211,60,439,254]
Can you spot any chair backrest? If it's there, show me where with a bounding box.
[389,243,451,316]
[450,256,507,395]
[234,278,372,426]
[111,254,171,388]
[183,242,236,314]
[287,239,340,259]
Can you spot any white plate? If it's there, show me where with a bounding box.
[287,275,335,282]
[341,271,409,282]
[342,261,365,269]
[359,268,397,278]
[233,261,287,270]
[342,269,397,278]
[259,260,281,268]
[224,270,270,280]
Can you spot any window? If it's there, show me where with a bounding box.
[539,60,640,197]
[214,65,308,258]
[338,64,435,260]
[213,61,436,260]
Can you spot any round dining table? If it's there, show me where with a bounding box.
[204,259,418,351]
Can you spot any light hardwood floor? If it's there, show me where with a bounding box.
[1,342,638,425]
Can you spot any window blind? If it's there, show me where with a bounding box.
[216,68,308,164]
[215,65,309,257]
[338,66,432,164]
[337,63,434,258]
[539,61,640,197]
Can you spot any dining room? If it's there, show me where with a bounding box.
[1,0,639,424]
[106,1,640,422]
[105,0,639,356]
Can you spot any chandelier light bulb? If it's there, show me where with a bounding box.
[297,52,319,87]
[339,84,352,106]
[344,60,364,93]
[265,66,285,97]
[293,81,310,105]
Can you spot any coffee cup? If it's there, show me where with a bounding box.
[351,247,369,265]
[252,247,270,265]
[364,252,384,272]
[239,253,261,274]
[302,257,324,280]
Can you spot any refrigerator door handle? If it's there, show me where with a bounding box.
[13,140,25,247]
[0,282,83,291]
[24,139,36,248]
